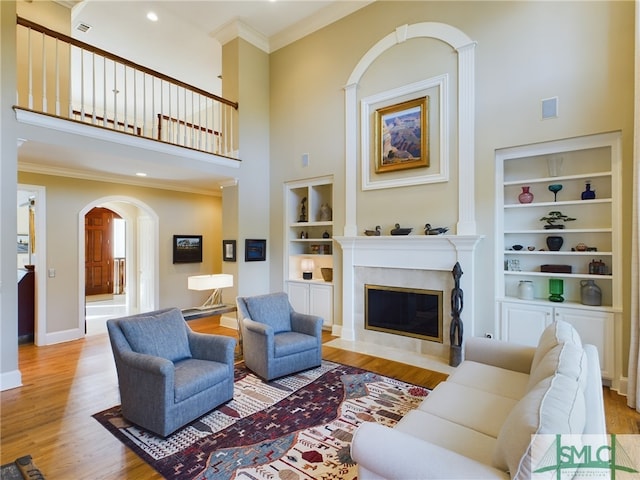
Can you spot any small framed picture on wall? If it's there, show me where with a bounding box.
[245,239,266,262]
[223,240,236,262]
[173,235,203,263]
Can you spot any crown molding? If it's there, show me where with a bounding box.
[211,20,269,53]
[211,2,373,54]
[270,1,373,52]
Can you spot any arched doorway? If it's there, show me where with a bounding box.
[78,196,159,336]
[84,206,125,334]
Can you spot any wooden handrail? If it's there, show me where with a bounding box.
[17,16,238,110]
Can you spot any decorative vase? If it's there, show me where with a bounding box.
[546,236,564,251]
[320,267,333,282]
[518,280,534,300]
[518,186,534,204]
[581,182,596,200]
[548,278,564,302]
[547,155,563,177]
[580,280,602,306]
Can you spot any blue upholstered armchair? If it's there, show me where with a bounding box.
[236,292,323,381]
[106,307,236,437]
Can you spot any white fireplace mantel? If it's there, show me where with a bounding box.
[334,235,484,348]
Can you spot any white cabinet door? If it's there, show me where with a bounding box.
[500,302,553,347]
[287,281,310,314]
[310,283,333,326]
[554,307,614,380]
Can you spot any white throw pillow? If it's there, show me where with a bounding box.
[492,373,586,479]
[530,320,582,374]
[527,341,586,391]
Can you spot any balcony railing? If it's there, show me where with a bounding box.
[16,17,239,159]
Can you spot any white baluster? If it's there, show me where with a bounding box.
[42,33,47,112]
[28,27,33,109]
[55,39,60,116]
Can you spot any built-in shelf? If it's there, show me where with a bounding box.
[284,176,334,327]
[495,132,621,381]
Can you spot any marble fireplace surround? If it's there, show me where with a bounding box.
[334,235,483,365]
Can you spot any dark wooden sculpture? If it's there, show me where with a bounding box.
[449,261,463,367]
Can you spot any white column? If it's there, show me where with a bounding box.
[456,42,477,235]
[343,83,358,237]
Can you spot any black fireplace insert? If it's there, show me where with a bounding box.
[365,284,443,343]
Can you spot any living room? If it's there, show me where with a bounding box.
[1,0,639,475]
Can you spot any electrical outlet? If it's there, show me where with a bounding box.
[484,333,492,339]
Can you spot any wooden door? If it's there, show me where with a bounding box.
[85,208,118,296]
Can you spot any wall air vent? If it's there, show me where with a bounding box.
[76,23,92,33]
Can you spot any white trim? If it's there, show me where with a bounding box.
[270,2,374,53]
[44,327,84,345]
[219,314,238,330]
[14,108,240,169]
[78,196,159,339]
[0,370,22,391]
[211,20,269,52]
[344,22,477,237]
[360,75,449,190]
[334,235,484,342]
[17,184,47,346]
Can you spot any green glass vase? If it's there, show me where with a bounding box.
[548,278,564,302]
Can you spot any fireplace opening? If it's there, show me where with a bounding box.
[365,284,443,343]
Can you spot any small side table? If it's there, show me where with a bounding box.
[181,304,242,361]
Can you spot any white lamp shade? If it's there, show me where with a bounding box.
[300,259,315,272]
[188,273,233,291]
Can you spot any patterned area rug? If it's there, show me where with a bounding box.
[93,360,429,479]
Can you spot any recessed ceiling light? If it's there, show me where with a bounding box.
[135,172,147,177]
[146,11,158,22]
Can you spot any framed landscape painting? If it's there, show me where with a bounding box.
[173,235,203,263]
[374,96,429,173]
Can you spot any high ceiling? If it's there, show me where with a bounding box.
[18,1,372,195]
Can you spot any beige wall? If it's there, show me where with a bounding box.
[225,38,273,297]
[18,172,223,335]
[269,1,635,371]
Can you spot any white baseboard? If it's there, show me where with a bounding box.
[0,369,22,391]
[45,328,84,345]
[220,314,239,330]
[331,324,342,337]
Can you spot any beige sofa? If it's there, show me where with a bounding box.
[351,320,606,479]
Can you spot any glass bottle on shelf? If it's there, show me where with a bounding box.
[581,181,596,200]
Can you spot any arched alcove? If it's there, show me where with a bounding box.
[343,22,477,236]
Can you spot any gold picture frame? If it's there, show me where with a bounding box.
[374,96,429,173]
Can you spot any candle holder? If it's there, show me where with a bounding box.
[548,278,564,302]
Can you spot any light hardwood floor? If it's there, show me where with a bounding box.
[1,316,638,479]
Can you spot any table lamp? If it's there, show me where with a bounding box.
[301,258,314,280]
[188,273,233,309]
